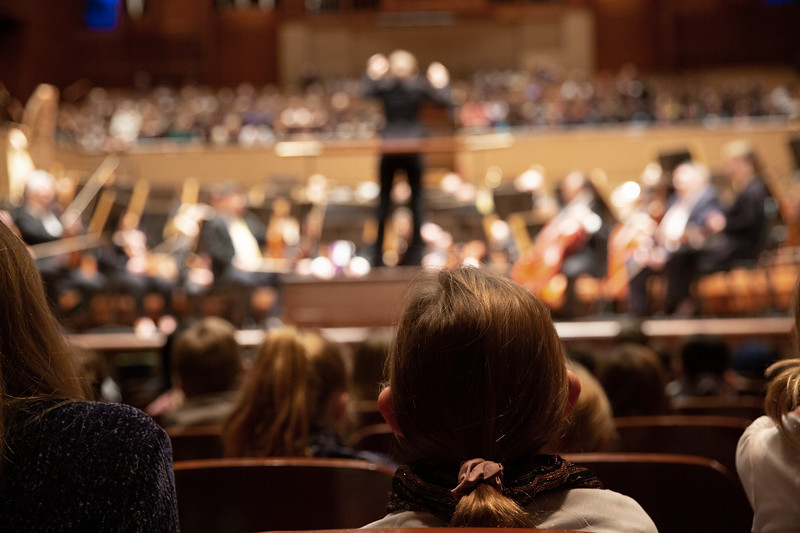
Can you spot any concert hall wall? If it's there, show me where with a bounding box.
[0,0,797,100]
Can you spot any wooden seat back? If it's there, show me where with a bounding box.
[166,425,224,462]
[347,422,398,461]
[672,395,764,420]
[613,415,750,475]
[173,457,395,533]
[564,452,752,533]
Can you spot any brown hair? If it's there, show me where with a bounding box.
[222,327,347,457]
[172,317,241,398]
[387,267,569,527]
[0,222,85,462]
[596,342,672,417]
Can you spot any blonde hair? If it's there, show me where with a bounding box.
[222,327,347,457]
[546,363,617,453]
[388,267,568,527]
[764,358,800,444]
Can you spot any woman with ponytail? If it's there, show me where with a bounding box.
[0,220,178,531]
[364,267,656,530]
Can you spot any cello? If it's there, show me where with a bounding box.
[511,171,605,310]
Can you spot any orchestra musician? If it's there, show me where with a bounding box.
[363,49,451,267]
[627,161,722,316]
[512,171,613,318]
[695,141,771,274]
[199,183,280,323]
[109,211,178,322]
[664,141,771,314]
[12,169,107,316]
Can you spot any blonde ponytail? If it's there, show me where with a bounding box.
[450,484,536,527]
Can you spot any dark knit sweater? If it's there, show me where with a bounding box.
[1,399,179,532]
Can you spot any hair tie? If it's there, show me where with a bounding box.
[450,458,504,498]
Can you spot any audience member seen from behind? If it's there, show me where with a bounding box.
[666,334,733,398]
[596,342,673,417]
[223,327,395,467]
[0,222,179,531]
[544,362,618,454]
[736,358,800,532]
[160,317,244,429]
[365,267,656,531]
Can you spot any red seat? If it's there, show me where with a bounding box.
[173,457,395,533]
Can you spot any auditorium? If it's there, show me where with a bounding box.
[1,1,800,531]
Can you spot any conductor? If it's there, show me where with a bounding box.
[363,50,451,266]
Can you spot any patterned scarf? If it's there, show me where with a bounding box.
[387,454,602,522]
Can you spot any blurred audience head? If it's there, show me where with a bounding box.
[223,326,349,457]
[597,342,672,417]
[545,362,617,454]
[172,317,242,398]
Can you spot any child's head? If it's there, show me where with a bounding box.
[223,326,348,458]
[597,342,672,417]
[380,267,578,464]
[545,362,617,454]
[172,317,241,398]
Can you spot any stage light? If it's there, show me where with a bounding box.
[346,256,371,277]
[330,240,355,267]
[310,256,336,279]
[441,172,462,194]
[485,165,503,189]
[515,167,544,192]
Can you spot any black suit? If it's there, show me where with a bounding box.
[200,213,275,288]
[13,204,106,311]
[697,177,770,273]
[628,186,723,315]
[364,76,450,266]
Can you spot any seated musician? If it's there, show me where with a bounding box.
[555,171,614,317]
[695,140,771,274]
[199,183,279,321]
[655,143,770,315]
[627,161,722,315]
[513,171,613,318]
[13,169,106,314]
[109,211,178,322]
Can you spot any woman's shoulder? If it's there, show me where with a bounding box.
[362,511,445,528]
[531,488,658,533]
[53,400,163,429]
[38,400,169,451]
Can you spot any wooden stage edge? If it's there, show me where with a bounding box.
[68,315,794,354]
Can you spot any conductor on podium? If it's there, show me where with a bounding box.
[363,50,451,267]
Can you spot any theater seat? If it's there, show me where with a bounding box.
[672,395,764,420]
[166,425,224,462]
[173,457,395,533]
[347,422,398,460]
[612,414,750,476]
[564,452,752,533]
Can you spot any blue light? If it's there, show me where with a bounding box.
[86,0,121,32]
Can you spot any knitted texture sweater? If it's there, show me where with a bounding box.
[1,399,179,532]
